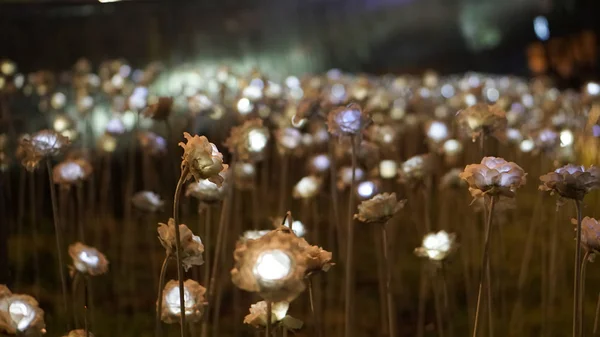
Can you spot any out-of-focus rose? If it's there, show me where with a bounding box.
[52,159,92,186]
[327,103,371,136]
[298,238,334,275]
[160,279,206,324]
[232,162,256,191]
[275,127,303,155]
[572,217,600,254]
[179,133,228,187]
[415,231,456,261]
[225,119,270,162]
[337,166,365,190]
[243,301,303,330]
[185,174,227,204]
[456,103,507,141]
[399,154,432,184]
[292,176,322,199]
[138,131,167,156]
[132,191,164,213]
[0,294,45,335]
[142,96,173,120]
[540,164,600,201]
[157,218,204,271]
[354,192,406,224]
[460,157,527,199]
[231,230,307,302]
[68,242,109,276]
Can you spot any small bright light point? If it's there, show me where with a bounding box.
[357,181,376,198]
[443,139,462,155]
[486,88,500,102]
[248,129,267,152]
[311,154,330,172]
[243,85,263,101]
[79,251,99,267]
[331,83,346,101]
[51,92,67,110]
[464,94,477,106]
[441,84,455,98]
[254,250,292,282]
[379,160,397,179]
[285,76,300,88]
[111,74,124,89]
[560,129,574,147]
[533,16,550,41]
[520,139,535,153]
[53,116,70,132]
[237,98,253,115]
[427,121,449,142]
[587,82,600,96]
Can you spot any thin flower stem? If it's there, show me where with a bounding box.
[472,195,496,337]
[344,135,357,337]
[593,293,600,334]
[416,267,428,337]
[278,154,289,215]
[84,275,89,337]
[29,171,40,298]
[266,300,272,337]
[72,273,80,328]
[76,183,85,241]
[548,208,560,331]
[46,159,70,330]
[381,223,396,337]
[202,206,211,290]
[580,251,591,336]
[173,167,189,337]
[574,200,583,337]
[156,255,170,337]
[441,262,454,337]
[433,275,445,337]
[308,278,322,337]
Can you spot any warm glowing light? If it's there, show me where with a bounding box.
[420,231,453,261]
[464,94,477,106]
[237,98,253,115]
[51,93,67,110]
[78,251,99,267]
[443,139,462,156]
[165,286,193,315]
[9,301,35,331]
[0,60,16,76]
[253,250,292,283]
[357,181,376,198]
[427,121,449,142]
[248,129,268,152]
[520,139,534,153]
[53,116,70,133]
[560,129,574,147]
[379,160,397,179]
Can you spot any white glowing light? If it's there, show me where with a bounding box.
[441,84,455,98]
[520,139,535,153]
[533,16,550,41]
[237,98,253,115]
[279,128,302,150]
[560,129,574,147]
[443,139,462,156]
[240,163,255,175]
[9,301,35,331]
[14,74,24,88]
[522,94,534,108]
[122,111,137,130]
[248,129,268,152]
[506,128,523,142]
[119,64,132,78]
[331,84,346,101]
[486,88,500,102]
[253,250,292,282]
[111,74,124,89]
[587,82,600,96]
[51,92,67,110]
[379,160,397,179]
[59,162,85,181]
[285,76,300,88]
[357,181,376,198]
[165,286,193,315]
[53,116,70,133]
[421,231,452,261]
[78,250,99,267]
[310,154,330,172]
[294,176,319,198]
[106,117,125,134]
[464,94,477,107]
[266,82,282,98]
[243,85,263,101]
[78,96,94,111]
[290,221,305,238]
[243,230,270,240]
[427,121,449,142]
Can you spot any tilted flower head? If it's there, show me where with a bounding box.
[327,103,371,136]
[292,176,322,199]
[354,192,407,224]
[460,157,527,199]
[298,238,334,275]
[62,330,95,337]
[159,279,206,324]
[572,217,600,254]
[185,174,227,204]
[52,159,92,186]
[399,154,432,184]
[540,164,600,201]
[231,230,307,302]
[157,218,204,271]
[142,96,173,120]
[456,103,507,141]
[132,191,164,213]
[415,231,457,261]
[243,301,303,330]
[68,242,109,276]
[0,294,45,335]
[225,119,270,162]
[179,133,228,187]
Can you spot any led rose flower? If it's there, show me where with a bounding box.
[354,192,406,224]
[68,242,109,276]
[52,159,92,186]
[0,294,45,335]
[185,174,227,204]
[275,127,303,155]
[399,154,432,184]
[62,329,95,337]
[307,154,331,175]
[131,191,164,213]
[97,134,117,154]
[138,131,167,156]
[243,301,303,330]
[292,176,322,199]
[142,96,173,121]
[572,217,600,254]
[26,130,69,157]
[337,166,365,190]
[539,164,600,201]
[178,133,228,187]
[327,103,371,136]
[298,238,334,275]
[456,103,507,141]
[231,229,307,302]
[225,119,270,162]
[159,279,206,324]
[415,231,457,261]
[460,157,527,199]
[158,219,204,271]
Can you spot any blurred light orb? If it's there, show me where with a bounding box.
[243,230,270,240]
[253,250,292,283]
[51,92,67,110]
[295,176,320,198]
[248,129,268,153]
[357,181,376,198]
[426,121,449,142]
[441,84,455,98]
[587,82,600,96]
[99,135,117,153]
[285,76,300,89]
[560,129,574,147]
[119,64,131,78]
[0,60,16,76]
[520,139,535,153]
[521,94,534,108]
[506,128,523,142]
[422,231,452,261]
[486,88,500,102]
[111,74,124,89]
[14,74,24,88]
[533,16,550,41]
[379,160,397,179]
[331,84,346,102]
[310,154,330,173]
[8,301,35,331]
[58,162,87,182]
[443,139,463,156]
[53,115,71,133]
[464,94,477,107]
[165,286,193,315]
[237,98,253,115]
[243,85,263,101]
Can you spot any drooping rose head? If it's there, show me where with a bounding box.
[157,218,204,271]
[540,164,600,201]
[572,217,600,253]
[179,133,228,187]
[460,156,527,199]
[185,174,228,204]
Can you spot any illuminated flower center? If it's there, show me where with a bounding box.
[357,181,376,198]
[443,139,462,156]
[237,98,254,115]
[295,177,319,198]
[79,250,99,267]
[422,232,452,260]
[291,221,305,237]
[427,121,449,142]
[165,286,194,315]
[33,133,61,152]
[253,250,292,283]
[248,129,268,153]
[560,129,574,147]
[334,108,362,133]
[379,160,397,179]
[59,162,85,181]
[9,301,35,331]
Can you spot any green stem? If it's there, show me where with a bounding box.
[173,167,189,337]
